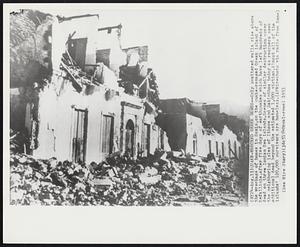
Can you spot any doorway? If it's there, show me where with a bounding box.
[71,108,88,163]
[125,119,135,157]
[101,115,114,155]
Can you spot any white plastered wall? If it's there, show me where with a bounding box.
[185,114,241,158]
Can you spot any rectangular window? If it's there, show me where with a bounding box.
[193,139,197,155]
[72,109,88,163]
[215,141,218,155]
[142,123,150,156]
[228,140,231,157]
[160,130,164,150]
[234,141,237,156]
[25,103,33,136]
[208,140,212,154]
[96,49,111,67]
[221,142,225,157]
[157,128,164,150]
[101,115,114,154]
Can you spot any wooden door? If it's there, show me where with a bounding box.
[101,115,114,155]
[72,109,88,163]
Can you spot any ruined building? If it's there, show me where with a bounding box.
[10,11,169,164]
[10,10,247,165]
[157,98,246,159]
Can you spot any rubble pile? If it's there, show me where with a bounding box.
[10,147,247,206]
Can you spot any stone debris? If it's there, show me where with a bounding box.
[10,135,247,206]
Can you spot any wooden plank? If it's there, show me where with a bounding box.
[58,14,99,23]
[98,24,122,32]
[138,70,153,89]
[60,61,83,92]
[101,115,113,154]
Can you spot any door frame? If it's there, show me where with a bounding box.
[71,108,88,163]
[100,114,114,155]
[125,119,135,157]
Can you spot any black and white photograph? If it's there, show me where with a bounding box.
[3,3,296,244]
[9,7,250,207]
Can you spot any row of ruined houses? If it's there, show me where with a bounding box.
[10,11,247,165]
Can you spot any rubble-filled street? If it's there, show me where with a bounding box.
[9,10,249,207]
[5,5,297,245]
[10,131,248,207]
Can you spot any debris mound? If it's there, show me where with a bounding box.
[10,148,248,206]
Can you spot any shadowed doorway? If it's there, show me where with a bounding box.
[125,119,135,157]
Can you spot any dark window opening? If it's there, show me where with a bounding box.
[72,109,88,163]
[159,129,164,150]
[215,141,218,155]
[234,141,237,156]
[208,140,212,154]
[96,49,111,68]
[221,142,225,157]
[68,38,87,70]
[228,140,231,157]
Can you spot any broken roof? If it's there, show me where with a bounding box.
[159,98,208,125]
[57,14,99,23]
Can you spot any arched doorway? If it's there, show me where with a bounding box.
[125,119,135,157]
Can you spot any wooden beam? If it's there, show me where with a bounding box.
[65,31,76,45]
[57,14,99,23]
[98,24,122,32]
[121,101,142,109]
[60,61,82,92]
[138,70,153,89]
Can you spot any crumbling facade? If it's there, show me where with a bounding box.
[10,12,170,164]
[157,98,243,159]
[9,10,250,208]
[10,11,247,165]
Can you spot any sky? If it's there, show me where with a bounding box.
[31,6,251,112]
